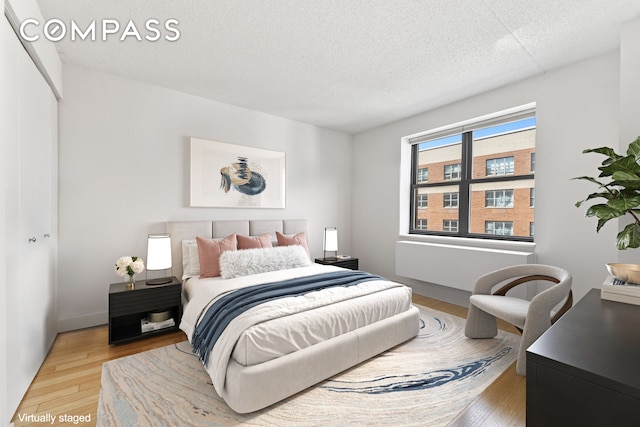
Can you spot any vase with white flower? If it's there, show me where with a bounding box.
[115,256,145,288]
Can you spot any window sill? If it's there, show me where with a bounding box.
[398,233,535,253]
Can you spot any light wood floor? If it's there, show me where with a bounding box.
[11,327,186,426]
[12,295,525,426]
[413,294,526,427]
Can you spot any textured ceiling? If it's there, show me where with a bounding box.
[36,0,640,134]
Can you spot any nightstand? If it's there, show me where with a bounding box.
[108,276,182,344]
[315,257,359,270]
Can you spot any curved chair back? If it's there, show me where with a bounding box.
[491,264,573,326]
[529,267,572,324]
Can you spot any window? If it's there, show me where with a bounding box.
[486,221,513,236]
[530,153,536,172]
[485,189,514,208]
[443,220,458,232]
[417,168,429,183]
[409,106,535,241]
[530,222,535,237]
[444,163,461,180]
[486,157,514,176]
[416,219,427,230]
[418,194,428,208]
[530,188,535,207]
[443,192,459,208]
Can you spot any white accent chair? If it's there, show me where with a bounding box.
[464,264,573,376]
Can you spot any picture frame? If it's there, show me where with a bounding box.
[189,137,286,208]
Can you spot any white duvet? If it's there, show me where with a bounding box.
[179,264,412,395]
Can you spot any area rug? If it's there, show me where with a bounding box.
[97,305,519,426]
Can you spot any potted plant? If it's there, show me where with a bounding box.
[575,136,640,250]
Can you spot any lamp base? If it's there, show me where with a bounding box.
[146,277,172,286]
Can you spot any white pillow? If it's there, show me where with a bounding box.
[181,239,201,276]
[219,245,312,279]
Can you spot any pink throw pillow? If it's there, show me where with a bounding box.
[237,234,273,250]
[276,231,310,257]
[196,234,237,278]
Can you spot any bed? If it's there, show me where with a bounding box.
[168,219,420,413]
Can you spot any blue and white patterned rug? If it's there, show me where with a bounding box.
[97,305,519,426]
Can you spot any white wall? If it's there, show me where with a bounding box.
[57,65,353,331]
[352,50,622,306]
[0,11,8,427]
[618,18,640,265]
[620,18,640,145]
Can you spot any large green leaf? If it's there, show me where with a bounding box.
[599,155,640,178]
[596,218,609,232]
[608,196,640,211]
[617,223,640,249]
[612,171,640,182]
[583,146,622,159]
[575,191,614,208]
[589,214,614,231]
[611,179,640,191]
[585,204,625,220]
[572,176,605,186]
[627,136,640,163]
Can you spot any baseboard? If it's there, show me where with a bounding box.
[57,311,107,333]
[400,277,471,308]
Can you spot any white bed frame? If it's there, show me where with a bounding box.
[166,219,420,413]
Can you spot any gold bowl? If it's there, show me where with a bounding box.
[606,263,640,284]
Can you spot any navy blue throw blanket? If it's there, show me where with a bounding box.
[192,270,382,365]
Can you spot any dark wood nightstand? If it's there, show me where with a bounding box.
[108,276,182,344]
[315,257,359,270]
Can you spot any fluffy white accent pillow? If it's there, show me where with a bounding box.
[219,245,312,279]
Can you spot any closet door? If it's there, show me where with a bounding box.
[17,39,57,367]
[4,17,58,418]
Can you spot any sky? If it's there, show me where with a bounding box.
[419,117,536,150]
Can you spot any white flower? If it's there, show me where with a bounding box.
[116,257,132,268]
[114,256,145,277]
[130,259,145,274]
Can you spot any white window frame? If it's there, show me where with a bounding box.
[444,163,461,180]
[443,219,459,232]
[486,156,514,176]
[485,221,513,236]
[485,189,514,208]
[443,192,459,208]
[405,103,536,243]
[417,167,429,183]
[417,194,428,208]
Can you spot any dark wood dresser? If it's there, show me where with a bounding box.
[527,288,640,426]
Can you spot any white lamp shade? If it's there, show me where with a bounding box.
[323,228,338,252]
[147,234,172,270]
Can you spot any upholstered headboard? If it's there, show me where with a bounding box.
[166,219,308,280]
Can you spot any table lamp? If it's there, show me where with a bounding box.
[146,233,172,285]
[323,227,338,260]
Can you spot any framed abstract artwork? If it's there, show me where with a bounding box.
[189,138,286,208]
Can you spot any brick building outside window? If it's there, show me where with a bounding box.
[410,115,535,240]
